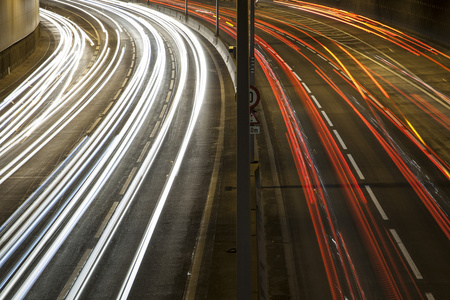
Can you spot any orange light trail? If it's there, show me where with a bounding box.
[143,0,449,297]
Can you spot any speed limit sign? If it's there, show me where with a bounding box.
[249,86,260,109]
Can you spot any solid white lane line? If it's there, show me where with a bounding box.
[333,129,347,150]
[389,229,423,279]
[364,185,388,220]
[347,154,365,180]
[321,110,333,126]
[94,202,119,238]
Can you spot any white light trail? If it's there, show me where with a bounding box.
[0,0,204,299]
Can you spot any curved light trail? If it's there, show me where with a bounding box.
[0,0,208,298]
[147,0,449,298]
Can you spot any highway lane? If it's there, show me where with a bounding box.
[146,0,449,298]
[0,0,232,298]
[255,3,450,298]
[256,4,449,299]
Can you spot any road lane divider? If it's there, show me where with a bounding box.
[320,110,333,126]
[310,94,321,108]
[364,185,388,221]
[150,120,161,138]
[333,129,347,150]
[120,167,137,195]
[301,81,311,93]
[159,104,167,119]
[58,249,92,300]
[94,202,119,239]
[389,229,423,280]
[137,141,151,163]
[346,154,365,180]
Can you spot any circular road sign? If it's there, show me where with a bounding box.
[249,86,260,109]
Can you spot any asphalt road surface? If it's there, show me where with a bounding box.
[0,0,233,298]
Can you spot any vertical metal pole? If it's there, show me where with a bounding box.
[250,0,256,162]
[185,0,188,17]
[236,0,250,298]
[216,0,219,36]
[250,0,255,86]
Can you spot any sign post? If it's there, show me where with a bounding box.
[236,0,250,299]
[249,86,260,162]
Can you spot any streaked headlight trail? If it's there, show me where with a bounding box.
[0,0,208,298]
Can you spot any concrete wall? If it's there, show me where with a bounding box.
[0,0,40,77]
[0,0,40,52]
[305,0,450,45]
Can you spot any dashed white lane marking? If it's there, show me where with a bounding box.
[159,104,167,119]
[113,89,122,100]
[317,54,327,61]
[58,249,92,300]
[150,120,161,138]
[425,292,435,300]
[333,129,347,150]
[121,77,129,88]
[102,102,114,115]
[389,229,423,279]
[165,91,172,103]
[329,61,339,70]
[138,141,151,163]
[310,95,321,108]
[120,167,137,195]
[301,82,311,94]
[364,185,388,220]
[347,153,365,180]
[87,117,102,134]
[95,202,119,238]
[321,111,333,127]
